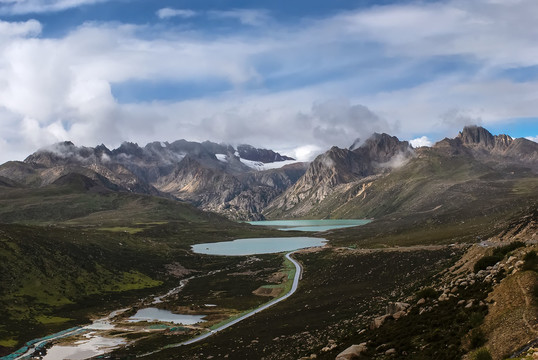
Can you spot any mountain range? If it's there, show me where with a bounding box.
[0,125,536,223]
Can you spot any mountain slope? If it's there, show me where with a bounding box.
[264,133,413,218]
[265,126,538,221]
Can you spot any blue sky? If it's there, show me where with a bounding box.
[0,0,537,162]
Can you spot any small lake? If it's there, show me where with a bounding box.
[128,308,206,325]
[192,237,327,256]
[248,219,371,232]
[42,335,125,360]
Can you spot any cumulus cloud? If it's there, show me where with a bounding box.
[0,0,109,15]
[1,0,538,163]
[409,136,433,148]
[0,19,41,37]
[526,136,538,143]
[156,8,197,19]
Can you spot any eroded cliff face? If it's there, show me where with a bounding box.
[435,126,538,169]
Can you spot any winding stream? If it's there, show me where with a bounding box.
[169,251,301,347]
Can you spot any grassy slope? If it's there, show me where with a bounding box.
[266,148,538,223]
[155,247,459,359]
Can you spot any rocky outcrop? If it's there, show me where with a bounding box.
[435,126,538,170]
[335,343,368,360]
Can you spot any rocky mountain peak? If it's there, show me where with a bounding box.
[25,141,94,167]
[112,142,144,158]
[357,133,411,163]
[457,126,497,148]
[237,144,294,163]
[94,144,111,156]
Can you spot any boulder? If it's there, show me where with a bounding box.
[392,310,406,320]
[386,302,410,315]
[370,314,391,329]
[335,343,367,360]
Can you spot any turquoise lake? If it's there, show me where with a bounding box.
[191,237,327,256]
[248,219,371,232]
[191,220,370,256]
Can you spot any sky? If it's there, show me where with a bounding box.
[0,0,537,163]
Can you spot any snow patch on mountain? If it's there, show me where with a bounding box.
[239,158,298,171]
[215,154,228,163]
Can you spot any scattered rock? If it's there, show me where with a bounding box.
[322,343,338,352]
[385,348,396,355]
[438,293,449,302]
[386,302,410,315]
[417,298,426,305]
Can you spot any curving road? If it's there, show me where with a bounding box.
[141,251,303,355]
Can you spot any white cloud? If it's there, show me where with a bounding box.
[0,19,41,37]
[525,136,538,143]
[1,0,538,163]
[0,0,109,15]
[208,9,271,26]
[409,136,433,148]
[156,8,197,19]
[288,145,323,162]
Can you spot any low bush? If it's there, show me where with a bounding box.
[416,287,437,299]
[523,250,537,272]
[492,241,525,257]
[472,347,492,360]
[473,242,526,273]
[474,255,502,273]
[469,312,484,328]
[470,329,486,349]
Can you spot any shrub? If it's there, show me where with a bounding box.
[416,287,437,299]
[469,312,484,328]
[492,241,525,257]
[474,255,502,273]
[470,329,486,349]
[472,347,492,360]
[523,250,537,272]
[524,250,537,261]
